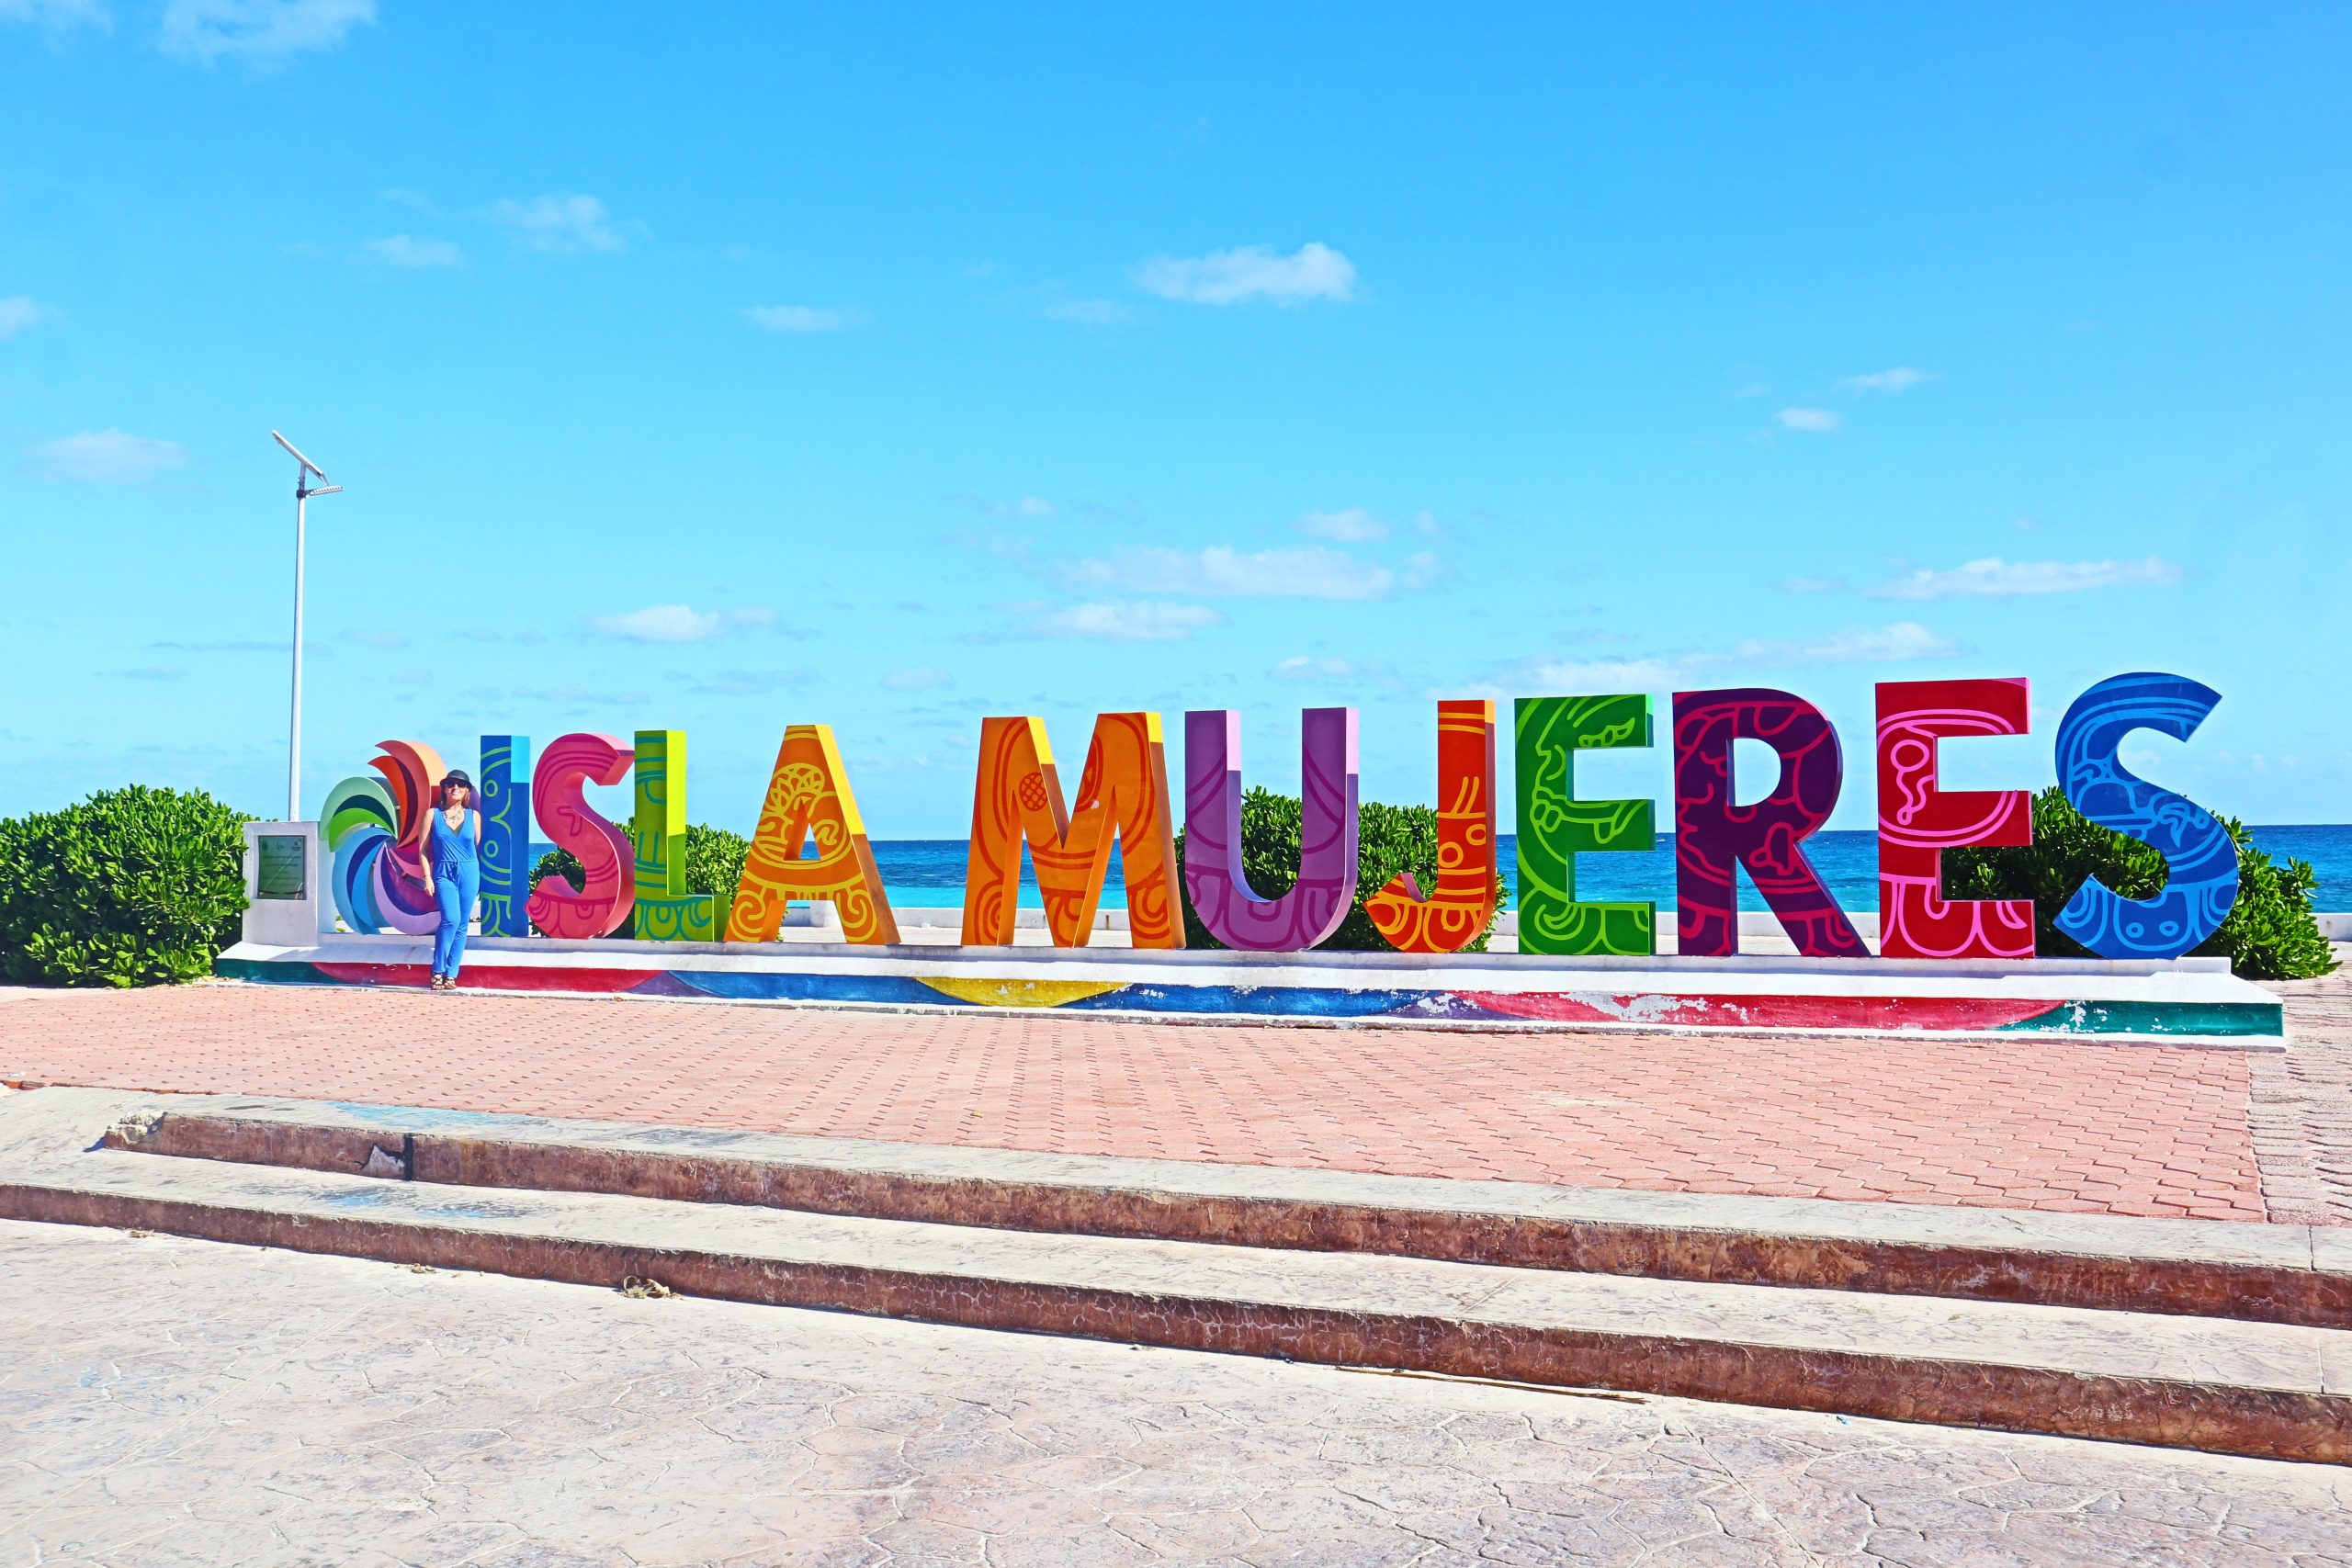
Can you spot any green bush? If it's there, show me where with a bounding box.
[681,823,752,906]
[1945,786,2336,980]
[532,823,749,903]
[0,786,252,987]
[532,833,617,897]
[1173,786,1506,951]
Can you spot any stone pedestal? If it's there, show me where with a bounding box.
[241,821,328,947]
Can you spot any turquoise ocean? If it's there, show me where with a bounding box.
[867,826,2352,912]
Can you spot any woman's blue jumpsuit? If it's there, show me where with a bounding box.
[428,809,480,978]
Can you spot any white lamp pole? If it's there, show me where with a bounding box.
[272,431,341,822]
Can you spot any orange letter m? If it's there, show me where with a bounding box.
[960,712,1184,949]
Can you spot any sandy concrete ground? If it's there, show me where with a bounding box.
[3,1218,2347,1568]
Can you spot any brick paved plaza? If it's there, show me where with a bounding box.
[4,965,2348,1224]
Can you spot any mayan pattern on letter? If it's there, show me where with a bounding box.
[1673,689,1866,958]
[633,728,718,942]
[1512,694,1656,956]
[1367,700,1499,953]
[526,731,636,940]
[1182,707,1360,952]
[2054,671,2239,960]
[477,734,532,939]
[962,711,1183,948]
[728,724,900,945]
[1876,678,2035,960]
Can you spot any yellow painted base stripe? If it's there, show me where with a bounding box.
[917,976,1128,1010]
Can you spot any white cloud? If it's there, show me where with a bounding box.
[358,234,463,269]
[1775,407,1842,433]
[511,683,649,707]
[746,304,869,333]
[1844,367,1931,392]
[0,0,109,33]
[343,626,406,649]
[1505,654,1712,692]
[590,604,775,643]
[596,604,721,642]
[1507,621,1958,693]
[156,0,374,63]
[1272,655,1358,681]
[1863,556,2182,600]
[669,667,818,697]
[1017,283,1136,324]
[1037,296,1133,324]
[1270,655,1398,686]
[150,637,293,653]
[1297,507,1387,543]
[1399,550,1452,590]
[1131,242,1358,306]
[25,429,189,483]
[1063,545,1395,601]
[952,493,1058,520]
[0,296,45,338]
[1032,600,1223,642]
[491,194,631,255]
[954,525,1032,563]
[883,666,955,693]
[1734,622,1960,665]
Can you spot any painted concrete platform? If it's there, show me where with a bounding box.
[216,930,2287,1041]
[3,1088,2346,1461]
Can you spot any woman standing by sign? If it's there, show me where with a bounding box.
[427,771,482,990]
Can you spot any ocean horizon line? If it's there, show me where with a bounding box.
[844,824,2352,912]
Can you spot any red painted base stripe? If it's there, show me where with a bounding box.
[1466,992,2061,1032]
[313,963,661,995]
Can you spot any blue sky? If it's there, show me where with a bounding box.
[4,2,2347,836]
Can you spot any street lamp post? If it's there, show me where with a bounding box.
[272,431,341,822]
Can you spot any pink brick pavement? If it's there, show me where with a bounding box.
[0,981,2283,1223]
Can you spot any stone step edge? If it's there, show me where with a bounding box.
[2,1169,2343,1467]
[105,1094,2349,1330]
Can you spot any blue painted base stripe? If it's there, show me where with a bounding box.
[208,954,2282,1037]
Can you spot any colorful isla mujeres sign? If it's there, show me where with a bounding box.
[318,670,2241,964]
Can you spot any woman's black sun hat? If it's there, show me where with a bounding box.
[441,769,473,793]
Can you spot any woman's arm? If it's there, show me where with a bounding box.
[473,808,483,846]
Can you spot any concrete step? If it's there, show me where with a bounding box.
[1,1089,2346,1463]
[98,1091,2352,1330]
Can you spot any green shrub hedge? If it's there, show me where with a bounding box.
[1945,786,2336,980]
[1173,786,1506,951]
[532,823,751,908]
[0,786,251,987]
[681,823,752,908]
